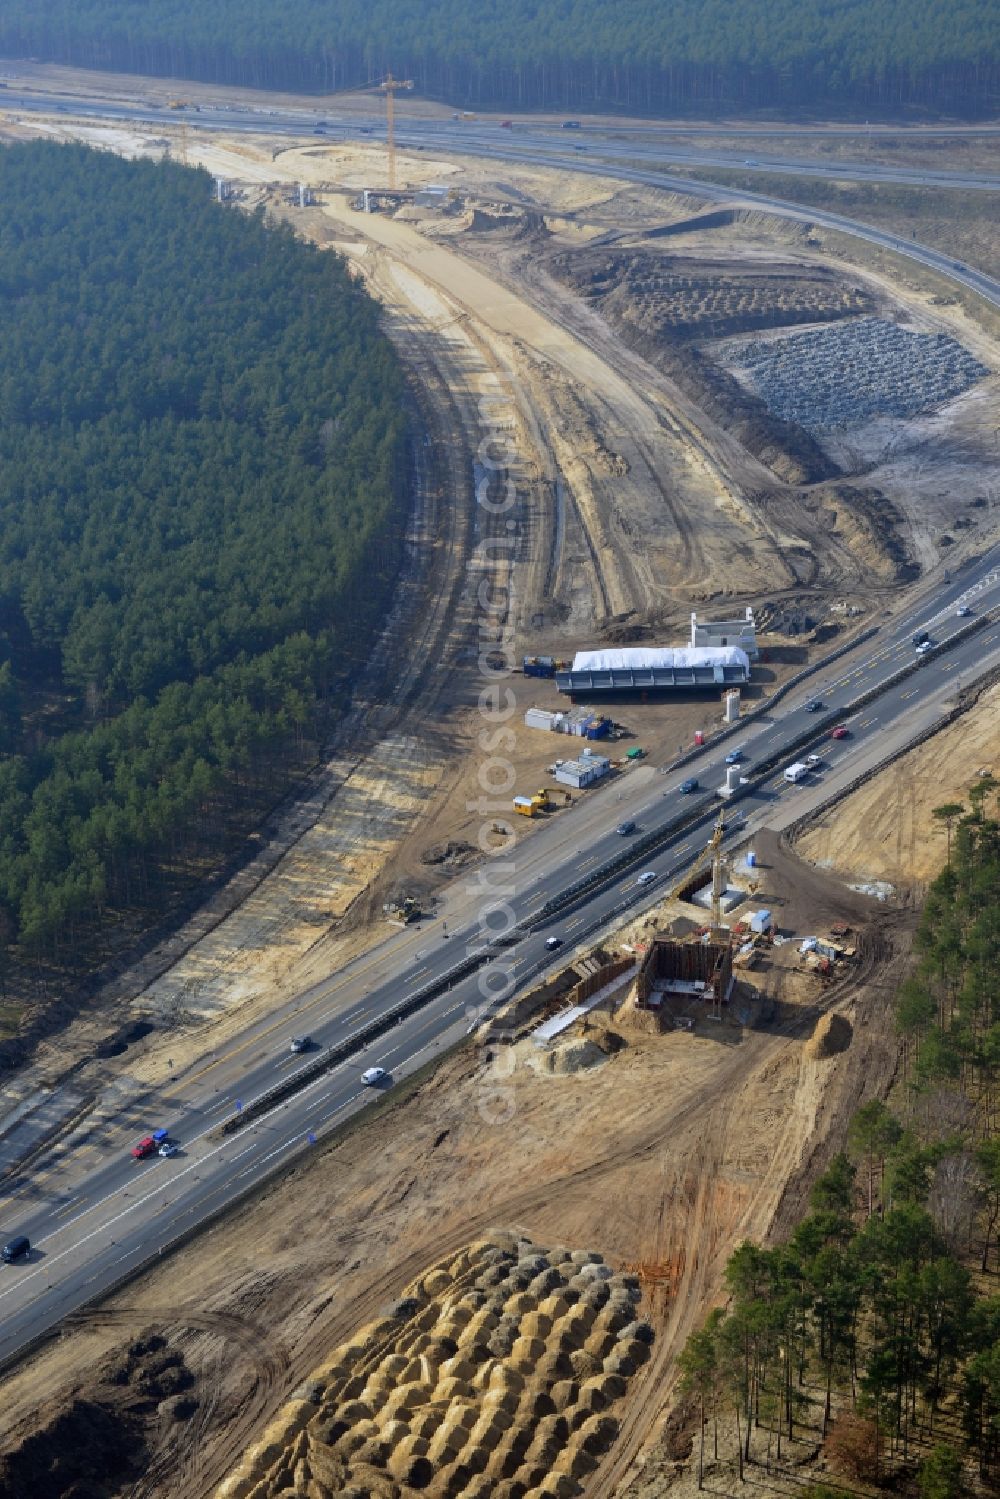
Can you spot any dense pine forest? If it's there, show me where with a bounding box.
[681,787,1000,1494]
[0,141,407,964]
[1,0,998,117]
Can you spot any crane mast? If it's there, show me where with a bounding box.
[379,72,414,191]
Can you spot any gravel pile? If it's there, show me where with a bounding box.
[720,317,989,434]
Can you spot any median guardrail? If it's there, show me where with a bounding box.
[217,949,490,1135]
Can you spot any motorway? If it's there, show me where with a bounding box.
[0,82,998,1362]
[1,547,1000,1363]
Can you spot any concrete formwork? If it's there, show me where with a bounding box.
[635,937,734,1011]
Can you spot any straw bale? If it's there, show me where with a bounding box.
[528,1267,565,1298]
[337,1375,367,1402]
[504,1290,537,1317]
[554,1445,598,1481]
[468,1413,511,1453]
[567,1347,603,1382]
[487,1326,518,1359]
[383,1384,429,1419]
[510,1334,545,1371]
[352,1435,392,1467]
[483,1227,522,1252]
[519,1309,553,1340]
[433,1375,476,1402]
[445,1462,480,1496]
[576,1281,610,1310]
[439,1296,474,1326]
[423,1268,453,1296]
[423,1336,459,1366]
[489,1362,525,1395]
[440,1352,477,1382]
[335,1399,373,1425]
[617,1336,651,1366]
[537,1294,571,1322]
[360,1374,394,1407]
[459,1307,500,1344]
[426,1420,467,1465]
[526,1479,582,1499]
[341,1461,399,1496]
[386,1440,435,1486]
[475,1264,512,1292]
[326,1418,377,1456]
[548,1378,580,1412]
[471,1358,499,1390]
[461,1479,498,1499]
[584,1328,616,1359]
[571,1379,608,1416]
[378,1417,413,1448]
[407,1409,442,1442]
[603,1348,636,1378]
[506,1266,535,1292]
[596,1302,634,1335]
[304,1434,348,1483]
[481,1386,519,1416]
[534,1350,575,1385]
[519,1387,556,1424]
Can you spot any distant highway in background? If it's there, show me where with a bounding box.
[1,84,999,312]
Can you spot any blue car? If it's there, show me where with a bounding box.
[724,749,742,765]
[679,777,699,793]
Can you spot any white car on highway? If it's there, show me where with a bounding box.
[361,1066,387,1086]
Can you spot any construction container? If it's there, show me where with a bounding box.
[554,754,611,790]
[513,795,537,817]
[524,707,559,731]
[748,909,772,934]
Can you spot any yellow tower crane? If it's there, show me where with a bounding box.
[378,72,413,190]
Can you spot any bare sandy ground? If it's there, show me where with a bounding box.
[798,677,1000,888]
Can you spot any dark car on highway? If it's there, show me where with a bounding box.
[679,777,699,793]
[2,1235,29,1263]
[805,699,822,713]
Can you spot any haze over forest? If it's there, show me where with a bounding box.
[2,0,998,116]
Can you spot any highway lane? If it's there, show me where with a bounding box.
[1,550,1000,1362]
[3,90,1000,193]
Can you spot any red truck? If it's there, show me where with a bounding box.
[131,1136,156,1160]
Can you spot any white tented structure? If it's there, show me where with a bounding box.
[570,646,750,673]
[557,645,751,695]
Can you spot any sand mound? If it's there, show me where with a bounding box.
[805,1011,853,1059]
[218,1232,652,1498]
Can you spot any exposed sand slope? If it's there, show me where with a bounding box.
[798,678,1000,887]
